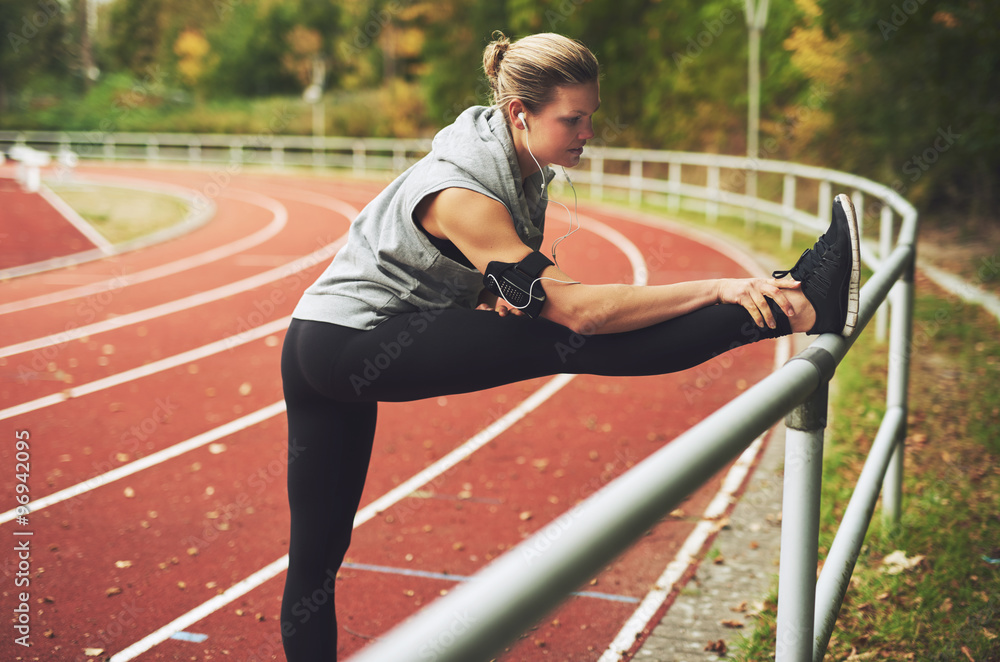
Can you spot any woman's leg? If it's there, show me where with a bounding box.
[308,299,790,403]
[280,299,788,659]
[281,321,377,660]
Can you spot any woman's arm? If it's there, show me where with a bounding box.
[419,187,800,335]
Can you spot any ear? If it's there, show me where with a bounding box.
[508,100,527,130]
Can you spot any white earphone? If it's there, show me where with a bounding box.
[515,108,580,271]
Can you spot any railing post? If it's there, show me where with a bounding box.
[629,156,643,207]
[667,161,681,213]
[882,247,914,528]
[876,204,894,342]
[818,181,832,221]
[590,153,604,201]
[782,173,796,248]
[271,138,284,168]
[707,165,720,223]
[776,368,829,661]
[353,140,366,177]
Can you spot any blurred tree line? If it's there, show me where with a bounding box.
[0,0,996,220]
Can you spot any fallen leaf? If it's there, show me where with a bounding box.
[881,550,925,575]
[519,511,533,521]
[106,587,122,597]
[984,628,997,640]
[83,648,105,657]
[731,601,748,613]
[961,646,975,662]
[704,639,728,655]
[720,619,743,629]
[114,560,132,569]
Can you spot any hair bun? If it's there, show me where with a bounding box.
[483,31,511,81]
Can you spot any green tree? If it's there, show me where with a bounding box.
[815,0,1000,220]
[0,0,74,110]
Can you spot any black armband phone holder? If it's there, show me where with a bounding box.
[483,251,554,319]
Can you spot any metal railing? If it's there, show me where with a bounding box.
[1,130,916,661]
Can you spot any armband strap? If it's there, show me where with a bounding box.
[483,251,554,319]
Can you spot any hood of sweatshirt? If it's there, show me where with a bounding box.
[428,105,550,249]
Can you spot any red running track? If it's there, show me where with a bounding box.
[0,177,97,269]
[0,164,784,662]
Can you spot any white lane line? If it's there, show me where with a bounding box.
[340,562,641,604]
[0,234,348,360]
[0,188,297,315]
[0,401,287,525]
[36,184,116,255]
[0,316,292,422]
[104,212,650,661]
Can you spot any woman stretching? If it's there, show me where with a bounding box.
[280,31,860,660]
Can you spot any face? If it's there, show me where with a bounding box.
[519,81,600,170]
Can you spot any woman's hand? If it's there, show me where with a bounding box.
[476,289,525,317]
[716,278,801,329]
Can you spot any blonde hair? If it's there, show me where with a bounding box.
[483,31,599,119]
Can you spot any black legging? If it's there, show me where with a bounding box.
[279,303,790,660]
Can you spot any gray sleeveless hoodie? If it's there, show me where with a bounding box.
[292,105,550,330]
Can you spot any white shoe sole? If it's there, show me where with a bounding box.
[835,193,861,337]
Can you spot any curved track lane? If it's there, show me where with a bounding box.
[0,165,784,662]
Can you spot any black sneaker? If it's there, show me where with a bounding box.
[773,194,861,337]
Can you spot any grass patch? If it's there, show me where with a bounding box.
[47,184,190,244]
[732,286,1000,660]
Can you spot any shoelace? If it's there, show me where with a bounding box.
[773,237,832,282]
